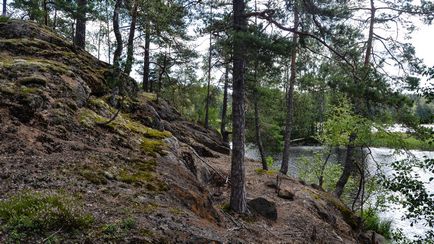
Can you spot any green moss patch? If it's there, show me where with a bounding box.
[0,56,69,75]
[116,161,168,192]
[255,168,278,175]
[20,86,41,95]
[78,98,171,139]
[141,138,167,156]
[80,169,108,185]
[0,191,93,241]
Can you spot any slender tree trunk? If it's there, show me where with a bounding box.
[124,0,138,75]
[334,0,375,198]
[43,0,48,26]
[230,0,247,214]
[2,0,6,16]
[221,63,229,144]
[254,88,267,170]
[364,0,375,69]
[74,0,87,49]
[53,8,57,30]
[106,0,111,64]
[143,22,151,91]
[334,135,356,198]
[204,3,213,129]
[97,21,102,60]
[112,0,123,70]
[280,2,299,175]
[71,21,75,42]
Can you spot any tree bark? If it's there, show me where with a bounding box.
[105,0,111,64]
[53,8,57,30]
[334,135,356,198]
[124,0,138,75]
[43,0,48,26]
[221,63,229,144]
[280,1,299,175]
[253,87,267,170]
[2,0,6,16]
[143,21,151,91]
[74,0,87,49]
[112,0,123,70]
[230,0,247,214]
[204,3,213,129]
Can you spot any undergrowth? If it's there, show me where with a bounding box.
[0,191,93,241]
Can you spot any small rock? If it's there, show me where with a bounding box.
[247,197,277,221]
[103,171,114,180]
[265,181,277,189]
[359,230,387,244]
[278,189,295,200]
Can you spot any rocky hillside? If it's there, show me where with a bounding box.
[0,19,380,243]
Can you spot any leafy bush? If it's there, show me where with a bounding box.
[361,208,393,240]
[0,191,93,240]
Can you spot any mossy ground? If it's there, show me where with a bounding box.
[117,160,168,192]
[0,56,70,75]
[0,191,93,242]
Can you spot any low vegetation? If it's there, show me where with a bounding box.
[0,191,93,241]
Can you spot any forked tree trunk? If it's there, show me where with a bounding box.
[280,1,299,175]
[230,0,247,214]
[112,0,123,70]
[124,0,138,75]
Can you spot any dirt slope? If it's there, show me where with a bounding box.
[0,19,370,243]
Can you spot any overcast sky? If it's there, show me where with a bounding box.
[2,1,433,86]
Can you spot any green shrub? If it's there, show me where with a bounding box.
[0,191,93,240]
[361,208,393,239]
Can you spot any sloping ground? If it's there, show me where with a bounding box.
[0,19,369,243]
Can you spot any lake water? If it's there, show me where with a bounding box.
[245,144,434,239]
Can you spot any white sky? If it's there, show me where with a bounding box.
[1,1,433,86]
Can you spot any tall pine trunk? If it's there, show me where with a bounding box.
[124,0,138,75]
[143,22,151,91]
[334,0,375,198]
[280,1,299,175]
[43,0,48,26]
[74,0,87,49]
[2,0,6,16]
[204,3,213,129]
[112,0,123,70]
[221,63,229,144]
[230,0,247,214]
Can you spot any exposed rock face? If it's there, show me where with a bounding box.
[0,19,229,243]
